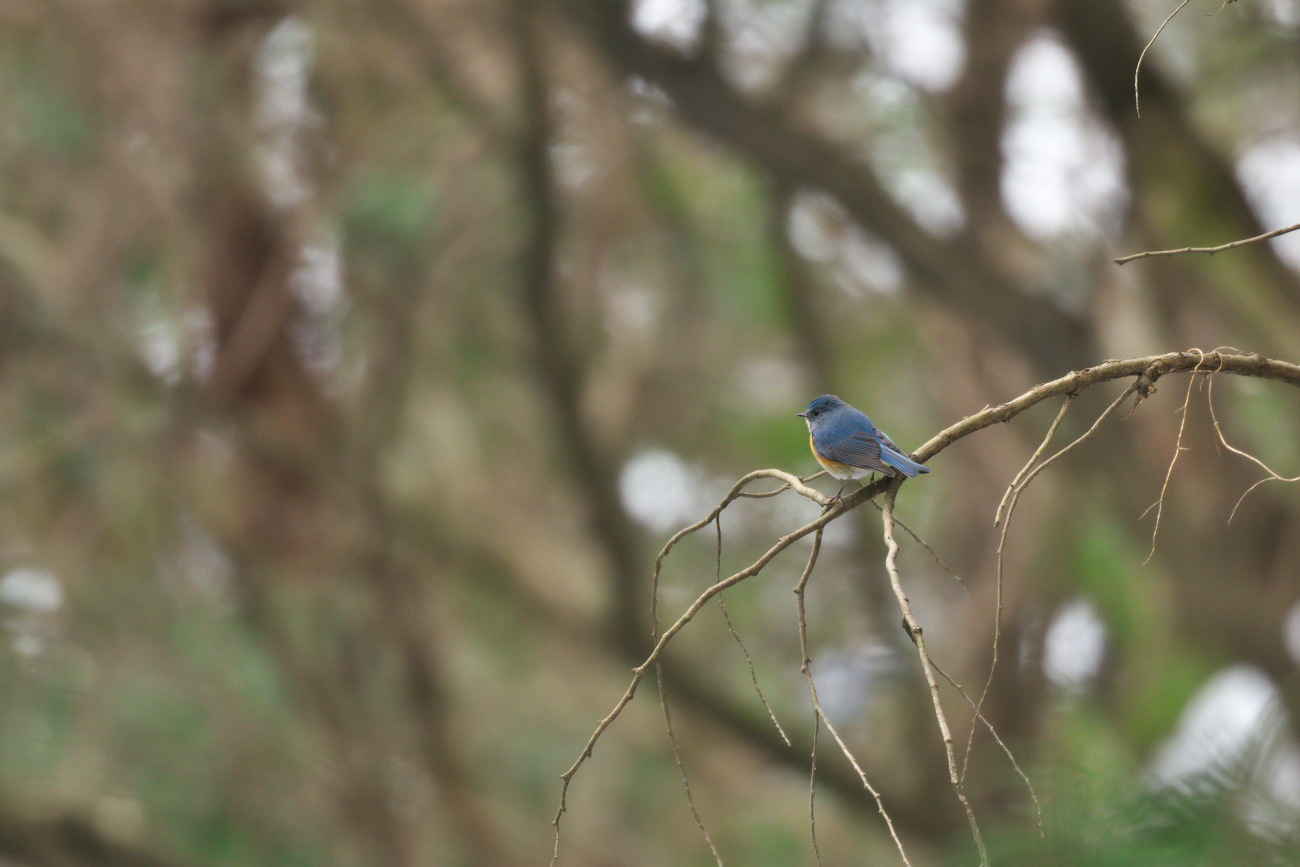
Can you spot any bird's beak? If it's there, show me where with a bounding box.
[796,412,807,418]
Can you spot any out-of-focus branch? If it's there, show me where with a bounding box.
[512,3,646,639]
[698,0,722,59]
[769,182,837,387]
[553,471,851,865]
[191,6,499,863]
[770,0,835,103]
[945,0,1041,260]
[562,0,1094,374]
[0,813,194,867]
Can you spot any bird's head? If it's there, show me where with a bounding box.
[797,394,845,430]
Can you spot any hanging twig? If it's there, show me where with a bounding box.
[1133,0,1191,119]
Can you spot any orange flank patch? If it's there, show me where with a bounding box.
[810,434,857,479]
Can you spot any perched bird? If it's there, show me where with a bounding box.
[798,394,929,500]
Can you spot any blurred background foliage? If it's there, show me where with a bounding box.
[1,0,1300,864]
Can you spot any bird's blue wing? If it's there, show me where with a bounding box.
[817,429,896,476]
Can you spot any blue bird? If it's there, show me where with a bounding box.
[798,394,930,500]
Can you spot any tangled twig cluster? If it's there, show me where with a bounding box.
[551,350,1300,867]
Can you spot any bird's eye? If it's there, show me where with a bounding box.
[811,410,820,417]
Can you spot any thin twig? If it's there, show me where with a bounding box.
[655,669,725,865]
[998,384,1140,503]
[1114,221,1300,265]
[994,395,1077,528]
[553,500,850,865]
[795,527,912,866]
[716,517,791,746]
[868,499,965,585]
[881,482,988,866]
[808,714,823,867]
[1141,351,1210,563]
[929,659,1043,837]
[1134,0,1191,118]
[965,394,1067,782]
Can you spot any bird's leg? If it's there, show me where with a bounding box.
[825,479,849,509]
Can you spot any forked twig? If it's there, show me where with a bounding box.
[553,493,845,866]
[961,396,1073,781]
[652,470,829,634]
[1205,375,1300,521]
[966,385,1137,780]
[994,395,1077,528]
[1000,384,1140,512]
[929,659,1043,836]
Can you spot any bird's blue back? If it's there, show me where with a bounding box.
[818,403,877,447]
[817,403,896,452]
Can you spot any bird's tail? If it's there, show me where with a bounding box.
[881,449,930,478]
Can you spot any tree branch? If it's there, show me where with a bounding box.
[912,351,1300,463]
[1114,222,1300,265]
[882,481,988,866]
